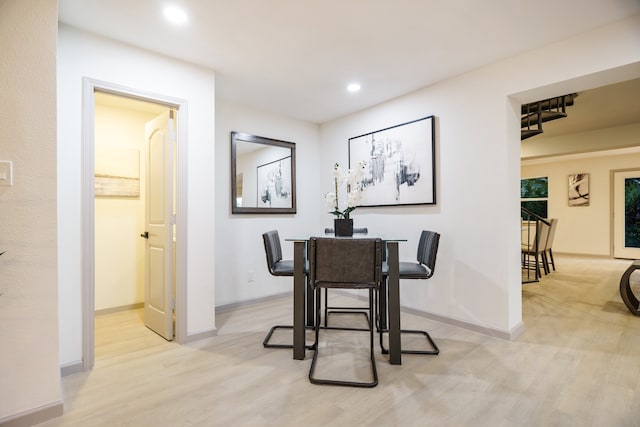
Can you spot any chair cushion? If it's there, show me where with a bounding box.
[381,261,432,278]
[398,261,432,279]
[272,259,309,276]
[272,260,294,276]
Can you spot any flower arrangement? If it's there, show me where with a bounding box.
[325,162,367,219]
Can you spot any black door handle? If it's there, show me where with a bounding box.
[140,232,149,239]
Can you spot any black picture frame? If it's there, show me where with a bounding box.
[348,115,436,207]
[231,131,296,214]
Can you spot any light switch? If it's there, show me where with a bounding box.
[0,161,13,186]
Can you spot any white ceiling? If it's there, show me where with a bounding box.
[59,0,640,125]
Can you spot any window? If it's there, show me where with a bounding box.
[521,177,548,219]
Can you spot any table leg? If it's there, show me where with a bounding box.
[387,241,402,365]
[293,241,306,360]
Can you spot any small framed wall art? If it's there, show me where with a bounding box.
[568,173,589,206]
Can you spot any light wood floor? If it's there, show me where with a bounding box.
[37,254,640,427]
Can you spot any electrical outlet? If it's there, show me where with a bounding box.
[0,161,13,186]
[247,271,254,282]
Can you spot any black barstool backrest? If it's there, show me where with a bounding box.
[416,230,440,279]
[262,230,293,277]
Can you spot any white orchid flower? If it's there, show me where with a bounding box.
[346,191,360,208]
[325,192,337,209]
[332,163,343,179]
[327,160,367,219]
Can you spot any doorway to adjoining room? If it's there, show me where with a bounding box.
[93,91,177,359]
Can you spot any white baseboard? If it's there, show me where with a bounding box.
[94,302,144,316]
[60,361,84,377]
[332,289,524,340]
[401,305,525,341]
[216,291,292,313]
[0,400,63,427]
[182,328,218,344]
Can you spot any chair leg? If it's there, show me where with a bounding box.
[377,279,439,356]
[265,275,315,349]
[379,328,439,355]
[547,249,556,271]
[323,288,328,327]
[263,325,294,349]
[541,252,550,274]
[309,286,378,388]
[368,288,378,381]
[306,277,315,327]
[263,325,314,349]
[324,288,370,328]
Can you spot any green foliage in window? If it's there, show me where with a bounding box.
[521,177,548,199]
[521,201,547,219]
[625,177,640,248]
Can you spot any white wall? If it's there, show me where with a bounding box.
[58,26,216,366]
[0,0,61,422]
[94,104,159,310]
[319,15,640,335]
[522,135,640,256]
[522,123,640,159]
[214,101,322,306]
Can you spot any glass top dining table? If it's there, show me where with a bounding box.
[285,234,406,365]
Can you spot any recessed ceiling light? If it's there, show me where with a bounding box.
[164,6,188,25]
[347,83,361,93]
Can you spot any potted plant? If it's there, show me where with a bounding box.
[325,162,366,236]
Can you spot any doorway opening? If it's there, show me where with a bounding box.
[81,78,188,370]
[94,92,173,357]
[613,169,640,259]
[517,72,640,332]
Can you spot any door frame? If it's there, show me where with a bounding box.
[610,167,640,259]
[81,78,188,370]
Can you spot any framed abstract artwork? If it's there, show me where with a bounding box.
[256,156,293,208]
[348,115,436,207]
[568,173,589,206]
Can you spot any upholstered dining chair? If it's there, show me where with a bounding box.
[544,218,559,271]
[307,237,383,387]
[380,230,441,356]
[262,230,312,349]
[322,227,370,327]
[521,219,551,278]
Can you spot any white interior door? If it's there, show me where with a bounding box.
[613,170,640,260]
[143,110,175,340]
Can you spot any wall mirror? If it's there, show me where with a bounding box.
[231,131,296,214]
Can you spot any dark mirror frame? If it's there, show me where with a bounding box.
[231,131,297,214]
